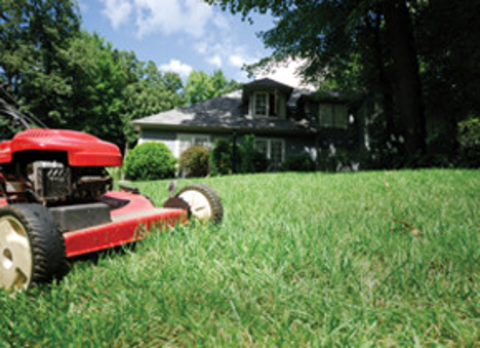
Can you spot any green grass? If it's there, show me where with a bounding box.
[1,169,478,346]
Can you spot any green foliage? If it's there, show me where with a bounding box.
[209,138,232,176]
[184,70,241,105]
[238,134,256,173]
[1,4,185,151]
[457,117,480,168]
[0,0,81,128]
[0,114,21,140]
[207,0,480,163]
[238,134,268,173]
[179,145,210,178]
[458,117,480,148]
[0,170,478,345]
[106,166,124,183]
[210,135,269,175]
[124,142,176,181]
[66,32,185,151]
[280,153,315,172]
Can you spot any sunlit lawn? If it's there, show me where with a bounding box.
[0,169,478,346]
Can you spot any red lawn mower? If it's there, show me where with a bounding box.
[0,100,223,292]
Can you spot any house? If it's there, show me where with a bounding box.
[133,78,365,169]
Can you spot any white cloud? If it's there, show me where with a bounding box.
[100,0,132,29]
[207,55,222,68]
[135,0,214,38]
[212,13,230,30]
[194,34,258,80]
[229,54,247,68]
[159,59,193,77]
[101,0,227,38]
[194,42,208,55]
[256,58,316,90]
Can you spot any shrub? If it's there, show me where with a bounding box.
[251,151,269,172]
[179,145,210,177]
[238,135,256,173]
[209,138,232,175]
[281,153,315,172]
[238,135,269,173]
[209,135,269,175]
[457,117,480,168]
[124,142,176,181]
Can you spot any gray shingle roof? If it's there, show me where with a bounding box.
[133,89,318,135]
[243,78,294,92]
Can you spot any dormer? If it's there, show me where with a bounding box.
[242,78,294,119]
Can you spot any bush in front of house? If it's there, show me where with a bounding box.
[124,141,176,181]
[209,138,232,175]
[280,153,316,172]
[457,116,480,168]
[179,145,210,177]
[238,135,268,173]
[209,135,269,175]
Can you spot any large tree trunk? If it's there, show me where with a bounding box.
[371,10,396,141]
[382,0,426,156]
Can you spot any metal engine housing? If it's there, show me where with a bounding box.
[30,161,71,201]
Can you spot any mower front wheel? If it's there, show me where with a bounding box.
[176,184,223,224]
[0,204,67,292]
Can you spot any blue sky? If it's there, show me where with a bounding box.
[78,0,277,82]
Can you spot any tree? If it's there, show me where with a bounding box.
[120,60,185,149]
[183,69,241,105]
[0,0,81,127]
[1,3,185,151]
[206,0,480,164]
[67,31,185,152]
[66,31,127,147]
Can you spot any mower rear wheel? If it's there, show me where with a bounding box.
[0,204,67,292]
[177,184,223,224]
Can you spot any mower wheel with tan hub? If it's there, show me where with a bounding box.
[165,184,223,224]
[0,204,67,292]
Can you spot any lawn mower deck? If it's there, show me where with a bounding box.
[60,191,188,258]
[0,127,223,292]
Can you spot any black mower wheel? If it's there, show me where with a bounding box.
[176,184,223,224]
[0,204,67,292]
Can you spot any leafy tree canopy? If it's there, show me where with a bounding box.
[206,0,480,165]
[184,69,241,105]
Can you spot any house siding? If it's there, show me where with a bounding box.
[138,130,177,155]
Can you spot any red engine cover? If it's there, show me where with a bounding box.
[0,129,122,167]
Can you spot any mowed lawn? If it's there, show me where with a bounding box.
[0,170,478,346]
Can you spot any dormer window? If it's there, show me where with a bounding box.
[253,91,278,118]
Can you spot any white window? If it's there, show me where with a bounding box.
[319,103,349,129]
[254,92,268,116]
[255,138,285,170]
[252,92,278,118]
[177,134,211,157]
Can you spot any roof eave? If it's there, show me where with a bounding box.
[135,122,317,136]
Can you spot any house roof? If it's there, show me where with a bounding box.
[133,89,318,135]
[243,78,294,92]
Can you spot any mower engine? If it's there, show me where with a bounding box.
[27,161,112,204]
